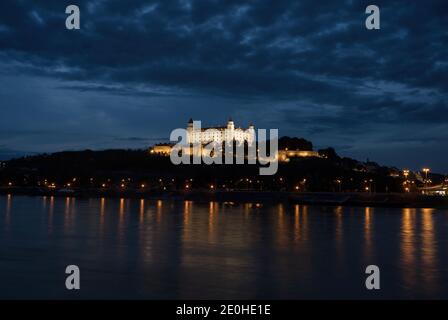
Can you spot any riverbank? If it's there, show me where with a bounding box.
[1,187,448,208]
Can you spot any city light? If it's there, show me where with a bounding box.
[422,168,431,194]
[403,169,409,178]
[422,168,430,180]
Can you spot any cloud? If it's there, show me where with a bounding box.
[0,0,447,171]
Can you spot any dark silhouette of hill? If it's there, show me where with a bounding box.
[0,136,419,193]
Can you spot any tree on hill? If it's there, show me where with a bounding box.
[278,137,313,151]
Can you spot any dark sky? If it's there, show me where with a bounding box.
[0,0,447,172]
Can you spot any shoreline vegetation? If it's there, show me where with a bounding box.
[1,188,447,208]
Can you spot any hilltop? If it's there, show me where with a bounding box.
[1,136,436,193]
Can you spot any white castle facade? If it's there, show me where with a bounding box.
[150,119,320,162]
[186,118,255,145]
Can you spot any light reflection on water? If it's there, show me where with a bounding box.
[364,207,373,262]
[0,195,447,299]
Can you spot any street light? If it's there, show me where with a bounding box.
[422,168,430,194]
[335,179,342,192]
[403,170,410,192]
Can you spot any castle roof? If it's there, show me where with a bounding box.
[201,126,227,131]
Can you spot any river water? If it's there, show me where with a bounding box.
[0,195,447,299]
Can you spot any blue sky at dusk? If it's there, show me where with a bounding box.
[0,0,447,172]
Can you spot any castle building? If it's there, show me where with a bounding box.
[186,118,255,145]
[149,119,255,156]
[149,119,321,161]
[278,149,320,162]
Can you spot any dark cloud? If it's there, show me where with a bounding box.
[0,0,447,171]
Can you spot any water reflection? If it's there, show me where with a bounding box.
[100,197,106,236]
[364,207,374,262]
[63,197,76,232]
[334,206,344,266]
[400,208,417,292]
[1,195,447,299]
[117,198,127,253]
[182,201,193,242]
[293,204,301,242]
[4,194,12,231]
[421,208,438,294]
[119,198,125,223]
[276,203,288,247]
[208,202,218,243]
[48,196,54,234]
[156,200,162,223]
[302,205,308,241]
[139,199,145,224]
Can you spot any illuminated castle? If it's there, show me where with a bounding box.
[150,119,320,161]
[186,118,255,145]
[150,119,255,155]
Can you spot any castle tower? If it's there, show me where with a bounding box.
[226,118,235,142]
[186,118,194,144]
[247,123,255,144]
[227,118,235,130]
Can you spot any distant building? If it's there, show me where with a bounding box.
[422,184,447,196]
[150,143,173,155]
[186,118,255,145]
[278,149,320,162]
